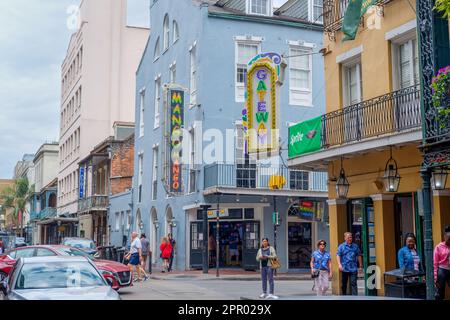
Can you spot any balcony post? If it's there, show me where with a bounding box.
[200,204,211,274]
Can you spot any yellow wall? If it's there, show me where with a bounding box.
[323,0,418,112]
[327,144,424,199]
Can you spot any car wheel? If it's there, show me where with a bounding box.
[0,272,8,282]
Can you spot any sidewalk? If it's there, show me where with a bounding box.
[147,268,312,281]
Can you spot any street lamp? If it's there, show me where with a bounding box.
[336,158,350,199]
[431,167,448,190]
[138,220,144,231]
[383,147,401,192]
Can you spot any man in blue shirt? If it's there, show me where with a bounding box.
[336,232,363,295]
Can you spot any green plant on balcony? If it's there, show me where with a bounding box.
[434,0,450,19]
[431,66,450,128]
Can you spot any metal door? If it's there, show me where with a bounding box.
[242,221,260,270]
[190,222,204,269]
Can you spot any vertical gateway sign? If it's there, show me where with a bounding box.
[169,89,184,193]
[244,53,281,155]
[79,167,85,199]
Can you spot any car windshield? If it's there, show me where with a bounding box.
[56,247,92,260]
[15,261,106,290]
[64,239,96,250]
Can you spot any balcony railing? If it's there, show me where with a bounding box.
[204,164,328,192]
[78,195,109,213]
[323,0,391,35]
[321,84,421,148]
[40,207,57,219]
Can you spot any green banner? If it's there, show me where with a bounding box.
[342,0,377,41]
[288,116,322,158]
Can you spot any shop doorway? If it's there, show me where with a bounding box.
[209,221,244,268]
[288,222,312,269]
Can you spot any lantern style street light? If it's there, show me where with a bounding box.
[383,147,401,192]
[431,167,448,190]
[336,158,350,199]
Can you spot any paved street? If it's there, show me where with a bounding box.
[119,276,367,300]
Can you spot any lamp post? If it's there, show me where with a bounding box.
[269,175,286,254]
[200,205,211,274]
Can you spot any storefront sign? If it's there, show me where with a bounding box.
[207,209,227,219]
[79,167,85,199]
[245,53,281,155]
[288,116,322,158]
[169,89,184,193]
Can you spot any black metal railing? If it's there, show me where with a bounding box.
[323,0,391,34]
[78,195,109,213]
[321,84,421,148]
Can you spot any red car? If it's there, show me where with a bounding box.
[0,245,132,291]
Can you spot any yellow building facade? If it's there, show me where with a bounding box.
[289,0,450,297]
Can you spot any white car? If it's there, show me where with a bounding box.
[0,256,120,300]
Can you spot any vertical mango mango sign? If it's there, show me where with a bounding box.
[244,53,281,155]
[170,89,184,193]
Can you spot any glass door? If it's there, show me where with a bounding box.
[288,222,312,269]
[189,222,204,269]
[242,221,260,270]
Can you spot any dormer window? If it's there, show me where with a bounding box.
[247,0,272,16]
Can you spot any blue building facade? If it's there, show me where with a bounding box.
[123,0,329,272]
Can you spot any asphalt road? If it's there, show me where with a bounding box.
[119,278,366,300]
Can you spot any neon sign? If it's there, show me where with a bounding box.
[170,89,184,193]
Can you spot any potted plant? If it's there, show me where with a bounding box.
[431,66,450,126]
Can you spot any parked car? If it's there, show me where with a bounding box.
[0,245,132,290]
[14,237,27,248]
[0,256,120,300]
[61,237,98,256]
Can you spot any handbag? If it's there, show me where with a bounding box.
[270,257,281,270]
[311,270,320,279]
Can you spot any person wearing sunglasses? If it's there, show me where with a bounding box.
[310,240,332,296]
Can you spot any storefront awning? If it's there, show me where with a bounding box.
[37,217,79,225]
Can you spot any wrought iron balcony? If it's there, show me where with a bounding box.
[30,211,40,221]
[78,195,109,213]
[40,207,57,219]
[323,0,391,39]
[204,163,328,192]
[321,84,421,148]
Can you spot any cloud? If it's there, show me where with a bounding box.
[0,0,77,177]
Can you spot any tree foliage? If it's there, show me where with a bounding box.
[434,0,450,19]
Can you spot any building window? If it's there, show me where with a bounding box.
[289,46,313,106]
[115,212,120,231]
[247,0,271,16]
[152,147,158,201]
[139,88,145,137]
[154,76,161,128]
[190,44,197,106]
[189,128,196,194]
[311,0,323,23]
[235,122,256,188]
[126,210,131,230]
[342,59,362,106]
[138,154,143,203]
[163,14,170,51]
[235,41,260,102]
[154,37,160,61]
[170,62,176,83]
[173,21,179,43]
[290,171,309,190]
[397,39,419,89]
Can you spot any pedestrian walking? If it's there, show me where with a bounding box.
[336,232,362,295]
[140,233,151,273]
[398,233,422,272]
[434,226,450,300]
[167,233,176,272]
[125,231,148,282]
[256,238,278,300]
[310,240,332,296]
[160,237,172,273]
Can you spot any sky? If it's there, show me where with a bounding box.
[0,0,287,179]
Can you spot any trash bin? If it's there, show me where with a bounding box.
[384,268,426,299]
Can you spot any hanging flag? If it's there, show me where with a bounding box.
[342,0,377,41]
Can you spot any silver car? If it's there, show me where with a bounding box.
[0,256,120,300]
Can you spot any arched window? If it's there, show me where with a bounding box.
[173,20,179,43]
[154,37,160,60]
[163,14,170,51]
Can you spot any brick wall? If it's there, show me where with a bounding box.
[110,135,134,195]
